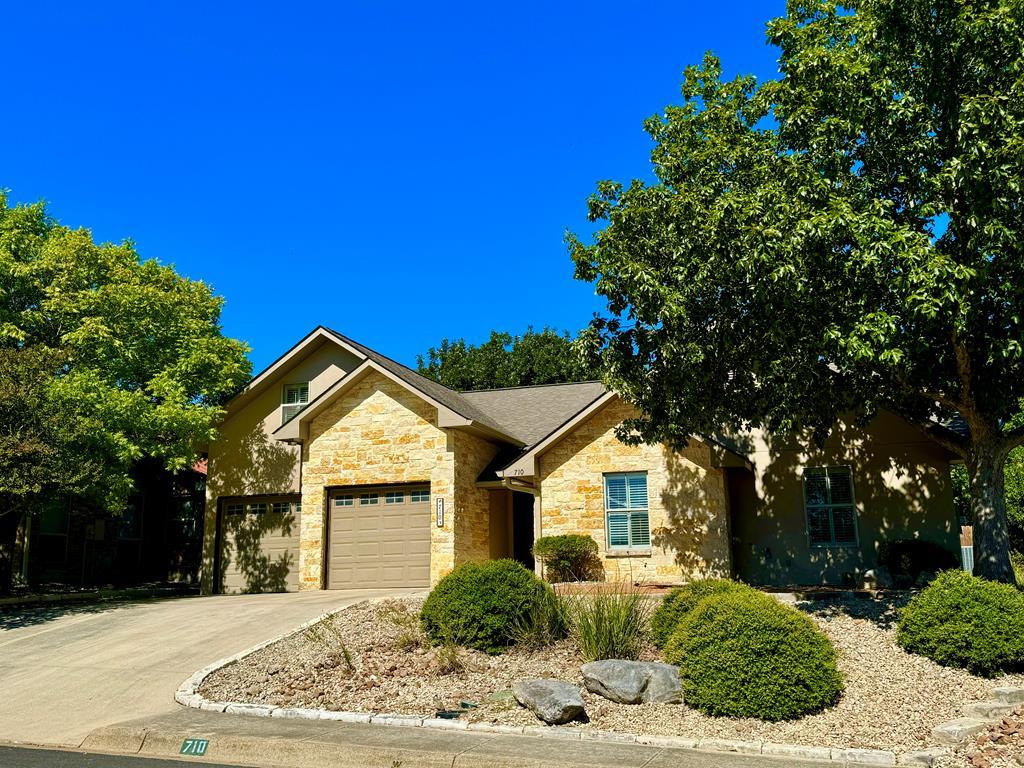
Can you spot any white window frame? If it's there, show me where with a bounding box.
[802,465,860,548]
[410,489,429,503]
[360,493,379,505]
[281,382,309,425]
[603,472,651,550]
[385,491,404,504]
[334,495,354,507]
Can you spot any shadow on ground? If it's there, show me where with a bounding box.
[798,592,912,630]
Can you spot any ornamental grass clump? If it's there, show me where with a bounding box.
[650,578,755,648]
[563,584,651,662]
[897,570,1024,677]
[665,590,843,721]
[420,559,553,654]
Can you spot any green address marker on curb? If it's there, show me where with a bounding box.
[180,738,209,756]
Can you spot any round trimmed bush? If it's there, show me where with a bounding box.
[650,578,755,648]
[665,591,844,720]
[420,559,553,654]
[896,570,1024,677]
[532,534,600,582]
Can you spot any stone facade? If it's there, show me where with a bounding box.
[537,398,732,583]
[298,370,496,588]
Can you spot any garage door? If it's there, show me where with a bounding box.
[218,498,301,594]
[328,485,430,589]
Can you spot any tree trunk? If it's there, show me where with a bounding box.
[968,442,1015,583]
[0,511,23,595]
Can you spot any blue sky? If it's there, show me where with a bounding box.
[2,1,785,371]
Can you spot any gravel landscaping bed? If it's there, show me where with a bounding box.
[199,595,1024,755]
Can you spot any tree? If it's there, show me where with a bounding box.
[952,453,1024,553]
[0,194,251,589]
[569,0,1024,582]
[417,328,593,390]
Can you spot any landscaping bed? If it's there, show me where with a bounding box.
[198,594,1024,755]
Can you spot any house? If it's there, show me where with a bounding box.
[201,327,961,594]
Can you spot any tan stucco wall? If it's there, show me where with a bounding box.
[201,341,361,593]
[297,370,497,589]
[537,398,732,584]
[729,410,959,586]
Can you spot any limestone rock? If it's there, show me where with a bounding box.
[580,660,682,705]
[512,679,585,725]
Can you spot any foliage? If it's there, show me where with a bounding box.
[952,457,1024,551]
[1013,550,1024,587]
[0,194,250,518]
[510,585,569,650]
[650,578,755,648]
[532,534,600,582]
[380,600,426,652]
[897,570,1024,676]
[569,0,1024,582]
[420,560,553,654]
[416,327,593,391]
[665,590,843,720]
[876,539,960,585]
[562,585,651,662]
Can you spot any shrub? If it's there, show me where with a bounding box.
[511,585,568,650]
[563,585,651,661]
[650,578,755,648]
[665,591,843,720]
[1012,551,1024,589]
[877,539,959,585]
[420,559,552,654]
[896,570,1024,676]
[532,534,601,582]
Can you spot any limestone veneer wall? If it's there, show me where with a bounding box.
[537,398,731,583]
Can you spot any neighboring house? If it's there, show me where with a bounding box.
[201,327,961,594]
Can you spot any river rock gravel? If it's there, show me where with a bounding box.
[198,595,1024,756]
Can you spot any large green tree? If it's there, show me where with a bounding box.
[417,327,593,390]
[570,0,1024,582]
[0,194,251,588]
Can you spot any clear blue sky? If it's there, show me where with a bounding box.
[2,1,785,372]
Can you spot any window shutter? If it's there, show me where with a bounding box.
[804,470,829,506]
[629,512,651,547]
[807,507,832,545]
[605,476,628,509]
[626,474,648,508]
[281,403,304,423]
[607,513,630,547]
[831,506,857,544]
[828,469,853,504]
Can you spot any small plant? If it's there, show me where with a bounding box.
[1011,550,1024,588]
[665,590,843,720]
[650,578,754,648]
[420,559,554,654]
[380,600,426,651]
[532,534,601,582]
[877,539,959,586]
[897,570,1024,676]
[563,584,651,662]
[511,586,568,650]
[432,618,468,675]
[304,618,356,673]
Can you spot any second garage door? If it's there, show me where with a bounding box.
[327,485,431,589]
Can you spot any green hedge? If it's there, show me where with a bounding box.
[650,578,754,648]
[420,559,552,654]
[665,590,843,720]
[896,570,1024,677]
[532,534,600,582]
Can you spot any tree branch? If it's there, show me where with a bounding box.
[904,413,970,458]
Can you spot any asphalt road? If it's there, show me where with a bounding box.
[0,746,254,768]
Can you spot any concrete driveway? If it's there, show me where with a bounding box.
[0,589,412,748]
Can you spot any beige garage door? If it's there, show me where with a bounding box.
[328,485,430,589]
[218,498,301,594]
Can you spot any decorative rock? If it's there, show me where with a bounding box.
[931,718,988,744]
[512,680,586,725]
[993,686,1024,704]
[580,660,682,705]
[964,701,1017,720]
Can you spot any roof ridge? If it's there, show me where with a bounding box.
[460,380,604,394]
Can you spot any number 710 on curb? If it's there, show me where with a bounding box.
[180,738,209,756]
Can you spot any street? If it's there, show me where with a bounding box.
[0,746,252,768]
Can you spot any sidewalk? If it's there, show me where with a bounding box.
[83,709,825,768]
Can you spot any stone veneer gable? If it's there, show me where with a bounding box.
[537,398,732,583]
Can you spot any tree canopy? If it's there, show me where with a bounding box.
[569,0,1024,581]
[417,328,593,391]
[0,194,251,524]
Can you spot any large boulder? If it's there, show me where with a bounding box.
[580,660,682,705]
[511,679,585,724]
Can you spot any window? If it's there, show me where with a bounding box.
[281,382,309,425]
[118,497,143,540]
[385,491,404,504]
[248,502,267,514]
[225,503,244,516]
[604,473,650,549]
[410,489,429,503]
[360,493,379,505]
[334,495,353,507]
[803,466,858,546]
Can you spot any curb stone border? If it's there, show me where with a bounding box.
[174,597,947,768]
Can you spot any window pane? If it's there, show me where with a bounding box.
[225,504,244,516]
[629,511,651,547]
[248,503,267,514]
[360,493,379,505]
[335,495,353,507]
[828,469,853,505]
[807,507,832,544]
[385,492,404,504]
[804,471,829,506]
[607,513,629,547]
[626,474,648,509]
[605,476,628,509]
[831,506,857,544]
[410,489,429,503]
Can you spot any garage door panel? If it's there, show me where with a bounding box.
[328,485,430,590]
[218,500,301,594]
